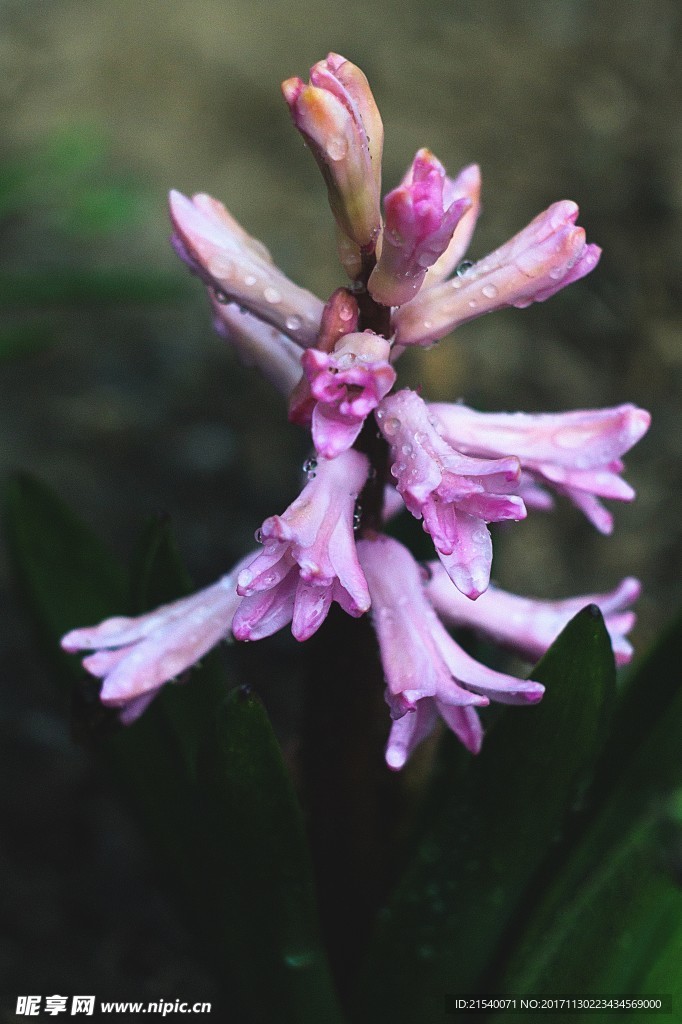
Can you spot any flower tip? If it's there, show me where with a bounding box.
[385,745,408,771]
[281,76,304,106]
[628,406,652,444]
[523,683,545,704]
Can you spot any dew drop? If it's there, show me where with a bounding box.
[243,274,257,287]
[423,319,433,330]
[456,259,474,276]
[450,277,462,289]
[302,457,318,474]
[214,288,230,304]
[254,528,263,543]
[383,416,401,437]
[285,314,302,332]
[468,299,478,309]
[402,443,413,456]
[339,303,354,322]
[481,283,498,299]
[327,136,348,161]
[264,286,282,304]
[548,267,564,281]
[209,257,234,280]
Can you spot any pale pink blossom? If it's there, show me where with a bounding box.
[211,299,303,396]
[300,331,396,458]
[61,557,253,719]
[376,390,526,597]
[427,563,641,666]
[393,200,601,347]
[169,189,324,346]
[367,149,471,307]
[430,402,651,534]
[232,449,370,641]
[357,535,544,769]
[282,53,383,256]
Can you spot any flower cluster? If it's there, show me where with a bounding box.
[62,54,649,768]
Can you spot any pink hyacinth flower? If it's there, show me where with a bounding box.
[169,189,324,347]
[426,563,641,666]
[430,402,651,534]
[301,331,397,458]
[376,389,526,598]
[367,149,471,307]
[393,200,601,347]
[357,535,544,770]
[61,557,253,720]
[211,299,303,397]
[282,53,383,255]
[232,448,370,642]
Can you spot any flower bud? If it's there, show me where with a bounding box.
[282,53,383,257]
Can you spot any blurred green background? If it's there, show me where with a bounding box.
[1,0,680,1007]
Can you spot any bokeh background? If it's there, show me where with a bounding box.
[1,0,680,1007]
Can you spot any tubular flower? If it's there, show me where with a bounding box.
[393,200,601,347]
[169,189,324,347]
[282,53,383,256]
[357,535,544,769]
[301,331,397,458]
[60,558,253,720]
[211,299,303,396]
[426,563,641,666]
[376,389,526,598]
[232,448,370,642]
[367,149,471,307]
[430,402,651,534]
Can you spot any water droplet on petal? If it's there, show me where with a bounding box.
[214,288,230,304]
[243,274,257,287]
[383,416,401,437]
[327,136,349,161]
[481,283,498,299]
[264,287,282,304]
[468,299,478,309]
[456,260,474,276]
[254,528,263,543]
[285,315,302,332]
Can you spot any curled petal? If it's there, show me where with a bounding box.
[368,149,471,306]
[394,200,601,347]
[431,402,650,533]
[421,163,482,288]
[170,189,324,346]
[427,564,641,666]
[61,555,255,714]
[282,53,383,254]
[301,331,396,458]
[233,449,370,641]
[376,390,525,597]
[358,535,543,769]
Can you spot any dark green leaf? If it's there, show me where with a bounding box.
[196,688,345,1024]
[489,609,682,1011]
[356,607,616,1024]
[4,473,127,657]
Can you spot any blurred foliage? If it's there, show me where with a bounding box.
[0,129,189,361]
[5,472,682,1022]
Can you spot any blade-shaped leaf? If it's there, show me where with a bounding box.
[356,607,616,1024]
[489,609,682,1008]
[197,688,345,1024]
[5,473,128,662]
